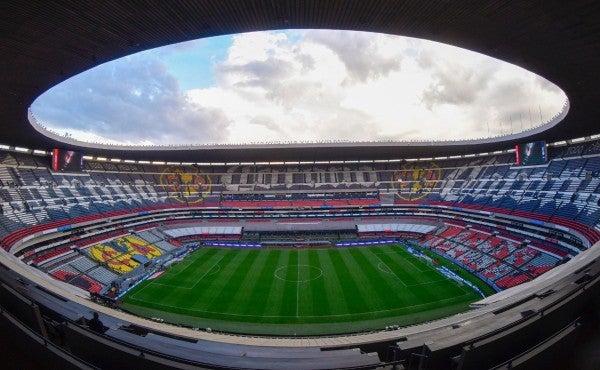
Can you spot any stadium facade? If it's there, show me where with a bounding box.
[1,1,599,369]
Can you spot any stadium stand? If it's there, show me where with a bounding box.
[1,141,599,241]
[2,137,599,295]
[0,2,599,370]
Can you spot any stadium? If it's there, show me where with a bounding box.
[1,1,599,369]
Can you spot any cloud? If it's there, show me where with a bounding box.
[304,30,404,84]
[249,115,283,134]
[415,44,565,137]
[418,49,500,109]
[187,30,414,142]
[32,29,566,145]
[217,58,295,90]
[197,31,563,142]
[421,63,493,108]
[481,75,564,135]
[32,54,231,144]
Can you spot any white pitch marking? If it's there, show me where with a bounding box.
[190,255,226,290]
[369,250,407,287]
[126,290,471,319]
[147,255,225,291]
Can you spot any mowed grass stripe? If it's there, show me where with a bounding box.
[280,250,298,317]
[219,249,264,315]
[315,249,349,316]
[166,252,224,310]
[368,246,463,308]
[131,248,222,303]
[241,249,278,317]
[393,244,434,273]
[160,248,219,286]
[125,250,227,316]
[155,248,231,315]
[371,247,432,300]
[303,250,329,317]
[353,247,410,308]
[376,247,430,286]
[403,254,434,274]
[377,247,466,304]
[121,245,487,334]
[170,248,241,313]
[343,248,396,313]
[330,249,378,314]
[297,250,320,319]
[262,249,291,317]
[379,247,442,307]
[141,249,202,288]
[329,249,370,315]
[204,250,257,314]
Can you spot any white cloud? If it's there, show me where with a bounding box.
[33,30,566,145]
[31,54,232,145]
[188,30,565,143]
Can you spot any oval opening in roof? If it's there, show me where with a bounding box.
[30,29,566,146]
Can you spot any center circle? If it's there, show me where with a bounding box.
[274,264,323,283]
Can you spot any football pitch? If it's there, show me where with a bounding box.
[120,244,492,336]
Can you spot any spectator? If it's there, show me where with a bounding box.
[87,312,105,334]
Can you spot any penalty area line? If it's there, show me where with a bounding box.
[190,255,226,290]
[369,249,407,287]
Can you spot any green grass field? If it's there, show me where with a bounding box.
[120,244,492,336]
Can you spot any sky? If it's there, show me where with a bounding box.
[30,29,567,146]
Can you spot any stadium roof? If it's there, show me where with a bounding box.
[1,1,599,162]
